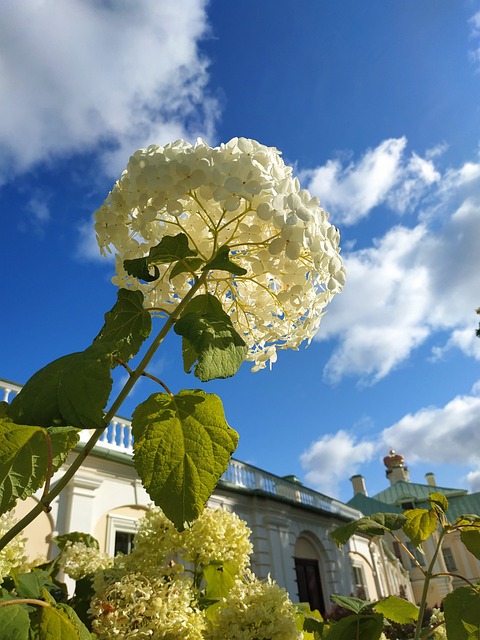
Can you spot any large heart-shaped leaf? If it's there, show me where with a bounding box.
[132,390,239,529]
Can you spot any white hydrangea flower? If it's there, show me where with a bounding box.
[90,572,205,640]
[128,506,252,577]
[181,507,253,573]
[206,570,301,640]
[95,137,345,370]
[0,512,27,583]
[125,507,183,576]
[59,541,113,580]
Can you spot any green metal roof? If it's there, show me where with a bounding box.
[373,481,466,505]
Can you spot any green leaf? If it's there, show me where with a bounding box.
[54,532,100,551]
[124,256,159,282]
[330,594,372,614]
[124,234,199,283]
[374,595,419,624]
[149,233,198,264]
[203,562,237,599]
[174,294,247,381]
[444,587,480,640]
[429,492,449,515]
[132,390,239,529]
[324,613,384,640]
[7,348,112,429]
[170,257,204,280]
[331,513,406,548]
[0,420,79,515]
[0,604,30,640]
[202,245,247,276]
[461,530,480,561]
[93,289,152,365]
[33,603,92,640]
[402,508,438,547]
[295,603,324,634]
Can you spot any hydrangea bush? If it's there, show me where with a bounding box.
[0,137,345,638]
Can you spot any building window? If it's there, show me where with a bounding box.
[294,558,325,614]
[114,530,135,555]
[106,515,139,556]
[352,565,368,599]
[442,547,457,572]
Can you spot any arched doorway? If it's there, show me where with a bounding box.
[294,535,325,614]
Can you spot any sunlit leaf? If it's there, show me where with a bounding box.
[132,390,239,529]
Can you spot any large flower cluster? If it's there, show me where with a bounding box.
[59,541,113,580]
[206,571,301,640]
[0,512,27,583]
[127,507,252,576]
[90,507,300,639]
[90,573,204,640]
[95,137,345,370]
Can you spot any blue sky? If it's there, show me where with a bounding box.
[1,0,480,502]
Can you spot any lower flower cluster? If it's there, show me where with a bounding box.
[89,507,301,640]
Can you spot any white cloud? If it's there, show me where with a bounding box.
[381,390,480,473]
[0,0,216,181]
[301,382,480,495]
[469,11,480,68]
[313,140,480,384]
[306,138,441,224]
[300,431,376,498]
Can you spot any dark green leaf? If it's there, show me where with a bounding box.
[461,530,480,561]
[170,257,204,280]
[203,246,247,276]
[93,289,152,365]
[374,595,419,623]
[124,234,199,283]
[149,233,198,264]
[402,509,438,547]
[7,349,112,429]
[132,390,239,529]
[124,257,159,282]
[12,570,49,599]
[54,532,99,551]
[331,513,406,548]
[0,420,77,515]
[0,604,30,640]
[330,594,372,615]
[444,587,480,640]
[324,613,384,640]
[203,562,237,599]
[175,294,247,381]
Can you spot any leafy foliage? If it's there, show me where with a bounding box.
[124,233,200,282]
[402,508,438,547]
[0,418,79,515]
[330,512,406,547]
[6,348,112,429]
[175,294,247,381]
[93,289,152,365]
[444,587,480,640]
[132,390,239,529]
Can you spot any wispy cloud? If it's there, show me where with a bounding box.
[300,431,376,498]
[0,0,217,182]
[311,139,480,384]
[305,137,441,224]
[301,382,480,497]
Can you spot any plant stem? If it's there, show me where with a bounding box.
[0,275,207,552]
[413,530,446,640]
[0,598,50,608]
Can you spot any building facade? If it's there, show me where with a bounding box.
[348,450,480,606]
[1,378,412,612]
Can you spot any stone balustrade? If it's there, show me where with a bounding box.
[0,377,359,520]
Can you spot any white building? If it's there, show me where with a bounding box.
[1,378,413,613]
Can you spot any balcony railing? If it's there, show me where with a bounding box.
[1,377,359,521]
